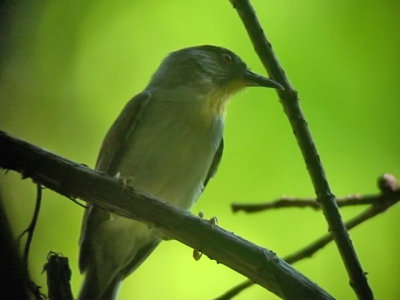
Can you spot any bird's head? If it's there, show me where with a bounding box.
[147,45,283,116]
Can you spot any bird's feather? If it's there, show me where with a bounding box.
[96,91,151,174]
[203,138,223,188]
[79,91,151,273]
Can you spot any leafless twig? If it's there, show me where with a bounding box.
[16,183,45,300]
[18,184,42,270]
[232,195,374,213]
[216,174,399,299]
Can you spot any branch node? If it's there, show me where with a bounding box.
[378,173,398,194]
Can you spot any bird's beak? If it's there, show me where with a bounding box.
[243,70,284,90]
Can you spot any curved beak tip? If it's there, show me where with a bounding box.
[244,70,285,91]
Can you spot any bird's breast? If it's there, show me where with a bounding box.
[118,99,223,209]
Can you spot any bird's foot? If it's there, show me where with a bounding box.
[193,211,219,261]
[198,211,218,226]
[208,216,218,226]
[115,172,136,190]
[193,249,203,261]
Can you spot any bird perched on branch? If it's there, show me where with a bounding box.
[78,45,282,300]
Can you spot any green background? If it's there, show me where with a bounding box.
[1,0,399,299]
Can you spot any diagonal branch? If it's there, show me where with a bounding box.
[0,130,334,299]
[285,177,399,263]
[229,1,373,299]
[216,176,399,299]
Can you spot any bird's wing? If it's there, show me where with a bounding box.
[95,91,151,174]
[203,138,224,188]
[79,91,151,273]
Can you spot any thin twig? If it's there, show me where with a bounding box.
[232,194,377,213]
[216,176,399,299]
[67,196,87,208]
[285,182,399,263]
[41,184,87,208]
[17,183,45,300]
[19,183,42,270]
[229,1,373,299]
[214,280,253,300]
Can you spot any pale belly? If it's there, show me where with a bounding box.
[117,101,223,209]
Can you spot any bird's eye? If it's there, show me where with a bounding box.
[221,53,233,64]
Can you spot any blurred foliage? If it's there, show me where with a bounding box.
[1,0,399,299]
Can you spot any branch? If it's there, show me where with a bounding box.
[43,252,74,300]
[0,130,334,299]
[216,176,399,299]
[19,184,42,271]
[229,1,373,299]
[285,174,399,263]
[214,280,253,300]
[232,174,398,213]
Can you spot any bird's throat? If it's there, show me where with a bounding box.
[202,79,246,117]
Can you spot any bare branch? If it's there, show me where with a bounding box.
[232,178,398,213]
[214,280,253,300]
[216,176,399,299]
[0,130,334,299]
[229,1,373,298]
[285,180,399,263]
[43,252,74,300]
[19,184,42,271]
[233,197,322,212]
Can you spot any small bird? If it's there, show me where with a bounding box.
[78,45,282,300]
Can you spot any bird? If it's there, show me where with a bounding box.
[78,45,282,300]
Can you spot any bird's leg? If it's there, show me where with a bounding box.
[198,211,219,226]
[208,216,219,226]
[115,172,136,191]
[193,211,219,261]
[193,211,205,260]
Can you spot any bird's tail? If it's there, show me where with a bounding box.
[78,267,121,300]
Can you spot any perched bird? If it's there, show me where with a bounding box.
[78,45,282,300]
